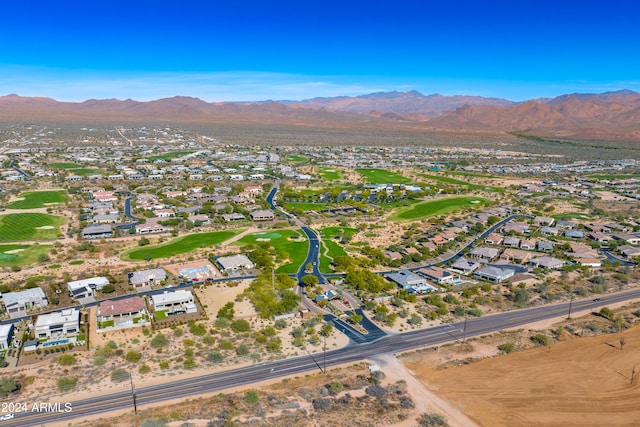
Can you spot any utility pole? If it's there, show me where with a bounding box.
[463,316,468,342]
[323,335,327,375]
[567,294,574,319]
[130,372,137,414]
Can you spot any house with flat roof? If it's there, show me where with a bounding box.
[221,213,246,222]
[216,254,255,272]
[81,224,113,239]
[97,296,147,326]
[474,266,515,283]
[250,210,275,221]
[35,308,80,339]
[1,287,48,318]
[67,277,109,299]
[0,323,14,350]
[151,290,197,315]
[385,270,437,293]
[128,268,167,288]
[529,256,564,269]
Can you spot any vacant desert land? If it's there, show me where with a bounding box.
[404,325,640,426]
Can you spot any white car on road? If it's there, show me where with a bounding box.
[0,413,15,421]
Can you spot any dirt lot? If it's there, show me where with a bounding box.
[403,311,640,427]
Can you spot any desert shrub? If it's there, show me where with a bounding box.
[418,412,449,426]
[151,333,169,348]
[312,397,332,411]
[125,351,142,363]
[245,390,259,404]
[365,384,387,397]
[111,368,130,383]
[56,376,77,391]
[530,334,549,346]
[57,354,76,366]
[498,342,516,354]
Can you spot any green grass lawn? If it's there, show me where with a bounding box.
[282,202,328,211]
[147,151,195,161]
[5,190,69,209]
[318,227,358,273]
[390,196,487,221]
[447,171,499,179]
[285,154,309,163]
[356,168,410,184]
[0,244,52,268]
[232,229,309,274]
[67,168,106,176]
[420,173,502,191]
[587,174,639,180]
[124,229,244,261]
[50,162,83,169]
[551,212,592,221]
[318,166,343,181]
[0,214,65,241]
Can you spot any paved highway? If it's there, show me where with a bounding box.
[7,287,640,426]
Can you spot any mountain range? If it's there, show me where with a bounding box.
[2,89,640,141]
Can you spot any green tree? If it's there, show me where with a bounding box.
[231,319,251,333]
[217,302,235,320]
[245,390,260,404]
[348,313,363,324]
[301,274,319,286]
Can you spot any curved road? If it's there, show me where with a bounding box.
[7,287,640,426]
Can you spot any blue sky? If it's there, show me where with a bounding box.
[1,1,639,102]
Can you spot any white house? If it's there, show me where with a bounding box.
[0,323,14,350]
[35,308,80,339]
[128,268,167,288]
[216,254,255,272]
[1,287,48,318]
[151,290,197,315]
[67,277,109,299]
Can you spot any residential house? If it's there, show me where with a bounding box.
[81,224,113,239]
[468,246,499,261]
[612,233,640,245]
[250,210,275,221]
[520,239,536,250]
[500,248,534,263]
[417,266,459,284]
[67,276,109,299]
[537,241,554,252]
[128,268,167,288]
[539,226,559,236]
[385,270,436,293]
[34,308,80,339]
[151,290,197,315]
[1,287,48,317]
[556,220,576,230]
[97,296,147,326]
[588,232,613,243]
[449,258,481,275]
[503,237,521,247]
[502,222,530,234]
[474,266,515,283]
[564,230,584,239]
[484,234,504,245]
[0,323,14,350]
[221,213,246,222]
[216,254,255,272]
[135,219,167,234]
[529,256,564,269]
[619,245,640,259]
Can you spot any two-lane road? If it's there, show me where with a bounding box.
[8,287,640,426]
